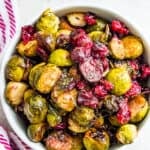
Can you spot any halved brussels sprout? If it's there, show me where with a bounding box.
[67,12,86,27]
[71,106,95,126]
[106,66,132,95]
[6,55,26,81]
[24,94,48,123]
[36,8,60,34]
[56,29,71,38]
[16,40,38,57]
[128,95,148,123]
[83,128,110,150]
[27,123,47,142]
[35,31,56,51]
[5,81,28,106]
[46,131,73,150]
[86,18,106,33]
[68,118,89,133]
[47,105,62,127]
[122,35,143,59]
[116,124,137,144]
[51,88,77,112]
[29,63,62,94]
[109,36,125,60]
[49,49,73,67]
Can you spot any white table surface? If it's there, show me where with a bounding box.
[0,0,150,149]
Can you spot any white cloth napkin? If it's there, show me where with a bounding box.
[0,0,31,149]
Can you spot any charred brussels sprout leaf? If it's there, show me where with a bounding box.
[27,123,47,142]
[24,94,48,123]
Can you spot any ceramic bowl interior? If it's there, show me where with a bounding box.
[0,6,149,150]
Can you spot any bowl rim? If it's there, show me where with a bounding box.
[0,4,150,150]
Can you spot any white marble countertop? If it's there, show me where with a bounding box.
[0,0,150,149]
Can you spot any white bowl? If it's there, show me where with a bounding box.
[0,5,150,150]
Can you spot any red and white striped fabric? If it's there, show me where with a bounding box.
[0,0,31,149]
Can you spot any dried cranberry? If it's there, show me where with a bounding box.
[36,47,49,62]
[77,90,99,108]
[92,42,109,58]
[54,123,66,130]
[125,81,141,98]
[84,13,96,25]
[141,64,150,78]
[79,57,103,83]
[117,98,131,124]
[21,25,35,44]
[76,81,86,90]
[128,60,139,71]
[71,46,91,63]
[100,79,113,91]
[111,20,129,36]
[71,29,93,49]
[94,85,107,98]
[101,58,109,71]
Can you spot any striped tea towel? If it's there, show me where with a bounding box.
[0,0,31,149]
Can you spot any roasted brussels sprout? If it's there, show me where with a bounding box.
[49,49,73,67]
[109,36,125,60]
[122,35,143,59]
[51,88,77,112]
[29,63,62,94]
[35,31,56,51]
[5,81,28,106]
[83,128,110,150]
[24,94,48,123]
[6,55,26,81]
[24,89,36,101]
[71,106,95,126]
[16,40,38,57]
[67,12,86,27]
[27,123,47,142]
[106,66,132,95]
[36,8,60,34]
[86,18,106,33]
[68,118,89,133]
[116,124,137,144]
[46,131,73,150]
[47,105,62,127]
[128,95,148,123]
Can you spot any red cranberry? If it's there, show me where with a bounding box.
[21,25,35,44]
[92,42,109,58]
[128,60,139,71]
[71,29,93,49]
[77,90,99,109]
[111,20,129,35]
[125,81,141,98]
[84,13,96,25]
[76,81,86,90]
[117,99,131,124]
[54,123,66,130]
[36,47,49,62]
[94,85,107,98]
[141,64,150,78]
[79,57,104,83]
[100,79,113,91]
[71,46,91,63]
[101,58,109,71]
